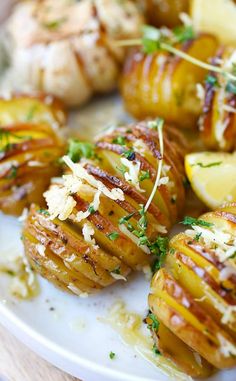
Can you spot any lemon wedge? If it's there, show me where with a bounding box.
[185,152,236,209]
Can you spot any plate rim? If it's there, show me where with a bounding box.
[0,300,162,381]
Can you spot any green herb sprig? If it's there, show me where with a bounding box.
[182,216,213,228]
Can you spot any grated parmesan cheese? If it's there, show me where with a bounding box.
[217,333,236,357]
[82,222,96,245]
[110,272,127,281]
[36,244,46,257]
[120,157,144,192]
[44,185,76,221]
[63,155,124,201]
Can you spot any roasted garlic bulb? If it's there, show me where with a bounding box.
[121,34,218,128]
[4,0,144,107]
[149,203,236,376]
[140,0,190,28]
[23,121,186,295]
[0,94,65,216]
[199,47,236,151]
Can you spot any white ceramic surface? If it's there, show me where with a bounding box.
[0,213,236,381]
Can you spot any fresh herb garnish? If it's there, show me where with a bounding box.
[37,209,50,216]
[119,212,136,225]
[147,117,164,131]
[152,343,161,356]
[182,216,213,228]
[194,232,202,241]
[122,149,135,161]
[7,165,18,179]
[88,205,96,214]
[139,170,150,182]
[109,351,116,360]
[42,17,67,30]
[26,104,38,121]
[151,237,169,272]
[226,81,236,95]
[173,25,195,43]
[146,312,160,331]
[116,25,236,82]
[111,266,121,274]
[68,139,95,163]
[107,232,119,241]
[191,161,222,168]
[112,136,126,145]
[205,74,220,88]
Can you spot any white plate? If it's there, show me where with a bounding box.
[0,214,236,381]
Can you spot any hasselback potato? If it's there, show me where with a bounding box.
[23,120,186,295]
[5,0,144,107]
[199,46,236,151]
[148,203,236,376]
[121,33,218,128]
[0,94,65,216]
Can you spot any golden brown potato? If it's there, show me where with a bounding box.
[149,203,236,374]
[0,94,66,216]
[23,121,186,295]
[140,0,190,28]
[121,34,218,128]
[199,46,236,151]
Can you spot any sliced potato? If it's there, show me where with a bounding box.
[0,94,65,216]
[149,204,236,373]
[121,34,218,128]
[23,121,186,294]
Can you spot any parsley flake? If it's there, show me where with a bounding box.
[68,139,95,163]
[139,170,150,181]
[146,313,160,331]
[112,136,126,145]
[109,351,116,360]
[182,216,213,228]
[107,232,119,241]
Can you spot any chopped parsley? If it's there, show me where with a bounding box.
[88,205,96,214]
[107,232,119,241]
[169,247,175,255]
[151,237,169,272]
[122,149,135,161]
[226,80,236,95]
[68,139,95,163]
[7,165,18,179]
[139,170,150,182]
[194,232,202,241]
[26,104,38,121]
[42,17,67,30]
[146,312,160,331]
[152,343,161,356]
[111,266,121,274]
[191,161,222,168]
[205,74,220,88]
[109,351,116,360]
[173,25,195,43]
[37,209,50,216]
[112,136,126,145]
[182,216,213,228]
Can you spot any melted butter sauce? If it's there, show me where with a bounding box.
[0,244,39,300]
[103,301,192,381]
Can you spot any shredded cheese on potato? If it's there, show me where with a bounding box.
[82,222,96,245]
[120,157,144,192]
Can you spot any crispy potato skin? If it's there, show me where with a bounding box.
[149,203,236,374]
[0,94,65,216]
[140,0,190,28]
[200,47,236,151]
[121,34,218,128]
[23,121,186,295]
